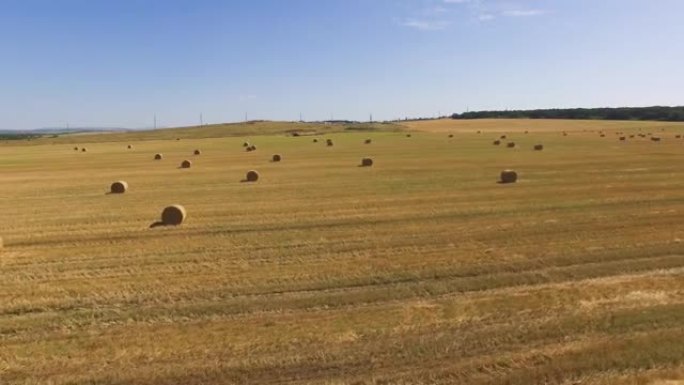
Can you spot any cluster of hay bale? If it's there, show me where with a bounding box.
[326,139,334,147]
[246,145,257,152]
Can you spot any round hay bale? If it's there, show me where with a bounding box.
[181,160,192,168]
[534,144,544,151]
[110,181,128,194]
[524,131,529,134]
[361,158,373,167]
[326,139,333,147]
[154,153,163,160]
[507,142,516,148]
[313,138,319,143]
[406,134,412,138]
[272,154,282,162]
[127,145,132,149]
[500,135,507,139]
[676,135,682,139]
[249,145,257,151]
[161,205,186,226]
[493,140,501,146]
[619,136,626,141]
[246,170,259,182]
[651,137,661,142]
[365,139,372,144]
[448,134,454,138]
[500,170,518,184]
[629,135,635,138]
[81,148,87,152]
[194,149,201,155]
[563,132,568,136]
[243,142,250,147]
[73,146,79,151]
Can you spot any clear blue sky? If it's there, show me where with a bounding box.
[1,0,682,130]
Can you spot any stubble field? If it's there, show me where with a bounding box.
[1,119,684,384]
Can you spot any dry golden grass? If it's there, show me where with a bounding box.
[1,119,684,384]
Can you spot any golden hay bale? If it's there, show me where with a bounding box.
[154,153,163,160]
[272,154,282,162]
[500,135,507,139]
[507,142,516,148]
[534,144,544,151]
[524,131,529,134]
[194,149,201,155]
[246,170,260,182]
[493,140,501,146]
[249,145,257,151]
[73,146,79,151]
[161,205,186,226]
[81,148,87,152]
[181,160,192,168]
[326,139,334,147]
[448,134,454,138]
[110,181,128,194]
[500,170,518,184]
[651,137,661,142]
[313,138,319,143]
[676,135,682,139]
[127,145,132,149]
[563,132,568,136]
[243,142,250,147]
[629,135,635,138]
[361,158,373,167]
[176,138,181,141]
[600,134,606,137]
[406,134,412,137]
[365,139,372,144]
[619,137,626,141]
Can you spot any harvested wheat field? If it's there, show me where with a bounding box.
[1,119,684,384]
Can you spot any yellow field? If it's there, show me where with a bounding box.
[1,119,684,384]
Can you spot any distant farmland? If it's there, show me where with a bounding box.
[1,119,684,384]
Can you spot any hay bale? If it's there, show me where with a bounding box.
[507,142,516,148]
[676,135,682,139]
[181,160,192,168]
[406,134,412,138]
[110,181,128,194]
[493,140,501,146]
[326,139,333,147]
[154,153,163,160]
[500,135,507,139]
[161,205,186,226]
[313,138,319,143]
[127,145,132,149]
[619,136,626,141]
[534,144,544,151]
[629,135,635,138]
[651,137,661,142]
[361,158,373,167]
[243,142,250,147]
[524,131,529,134]
[600,134,606,137]
[500,170,518,184]
[249,145,257,151]
[448,134,454,138]
[194,149,201,155]
[563,132,568,136]
[246,170,259,182]
[81,148,87,152]
[73,146,79,151]
[272,154,282,162]
[365,139,372,144]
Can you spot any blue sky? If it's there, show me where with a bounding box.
[1,0,682,130]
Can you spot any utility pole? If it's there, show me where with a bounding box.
[370,113,373,123]
[299,112,303,122]
[153,114,157,130]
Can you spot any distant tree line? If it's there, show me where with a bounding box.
[0,133,42,140]
[451,106,684,122]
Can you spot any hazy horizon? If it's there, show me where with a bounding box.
[2,0,683,130]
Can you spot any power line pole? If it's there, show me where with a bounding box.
[153,114,157,130]
[200,113,203,126]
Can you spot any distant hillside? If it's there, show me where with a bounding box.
[451,106,684,122]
